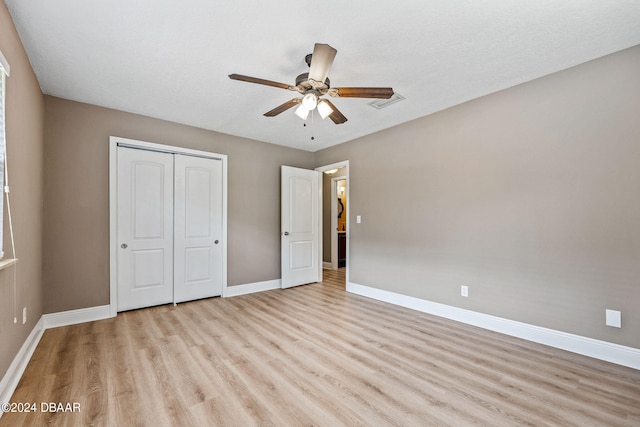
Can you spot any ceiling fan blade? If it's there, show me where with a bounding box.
[229,74,293,90]
[329,87,394,99]
[322,100,348,124]
[264,98,302,117]
[308,43,337,87]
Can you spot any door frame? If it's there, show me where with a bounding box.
[315,160,349,285]
[109,136,228,317]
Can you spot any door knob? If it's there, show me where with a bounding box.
[214,240,219,244]
[283,231,290,236]
[121,243,128,249]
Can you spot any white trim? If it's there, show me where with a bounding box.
[109,138,118,317]
[322,262,333,269]
[109,136,228,316]
[113,137,226,160]
[0,258,18,271]
[0,318,44,410]
[43,305,113,329]
[347,281,640,370]
[318,171,323,284]
[221,153,229,299]
[223,279,281,297]
[0,49,9,76]
[329,179,338,270]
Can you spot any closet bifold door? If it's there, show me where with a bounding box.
[117,147,174,311]
[173,154,223,303]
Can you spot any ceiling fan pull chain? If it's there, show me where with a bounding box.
[311,109,315,141]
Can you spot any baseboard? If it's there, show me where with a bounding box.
[223,279,281,297]
[323,262,333,270]
[43,304,113,329]
[1,305,115,409]
[347,281,640,370]
[0,317,45,411]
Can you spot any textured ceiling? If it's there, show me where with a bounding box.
[5,1,640,152]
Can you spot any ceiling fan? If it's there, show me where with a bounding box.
[229,43,394,124]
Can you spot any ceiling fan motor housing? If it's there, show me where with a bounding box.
[295,72,330,94]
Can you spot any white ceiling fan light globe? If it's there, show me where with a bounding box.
[302,92,318,110]
[317,100,333,119]
[294,104,310,120]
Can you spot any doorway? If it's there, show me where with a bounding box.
[316,161,349,288]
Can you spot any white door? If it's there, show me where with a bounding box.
[174,154,223,302]
[117,147,174,311]
[281,166,321,288]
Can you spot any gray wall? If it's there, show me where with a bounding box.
[0,2,44,382]
[315,45,640,349]
[43,96,314,313]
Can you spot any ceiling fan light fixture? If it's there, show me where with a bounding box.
[294,104,310,120]
[317,100,333,119]
[301,92,318,110]
[230,43,393,128]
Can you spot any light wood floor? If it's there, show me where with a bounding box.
[2,269,640,426]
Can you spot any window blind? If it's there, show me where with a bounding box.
[0,56,7,258]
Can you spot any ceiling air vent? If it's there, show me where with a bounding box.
[369,93,405,109]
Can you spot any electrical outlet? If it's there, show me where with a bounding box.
[605,309,621,328]
[461,285,469,297]
[22,307,27,324]
[356,215,362,224]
